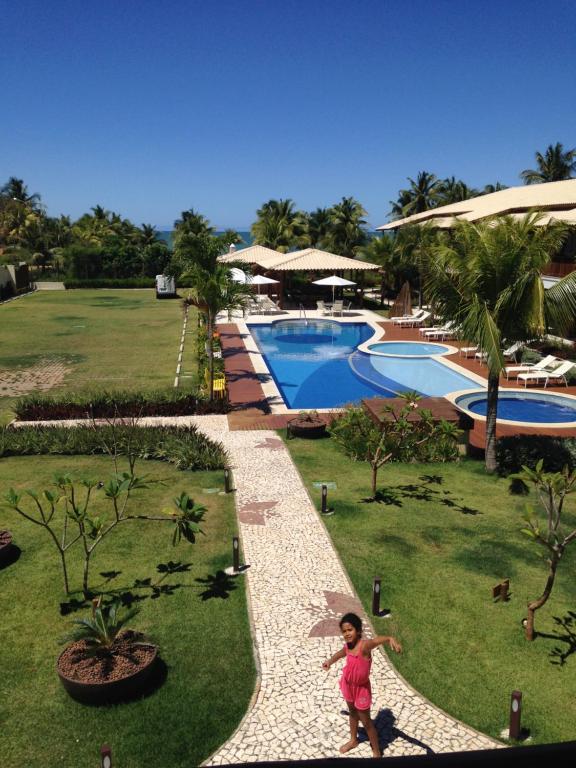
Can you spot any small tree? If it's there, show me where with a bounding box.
[3,469,205,599]
[512,461,576,641]
[330,393,461,498]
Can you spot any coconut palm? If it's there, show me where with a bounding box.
[520,143,576,184]
[436,177,478,205]
[425,213,575,472]
[481,182,508,195]
[323,196,368,257]
[398,172,442,217]
[306,207,332,248]
[251,199,308,252]
[0,177,42,209]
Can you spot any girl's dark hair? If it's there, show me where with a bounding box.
[339,613,362,633]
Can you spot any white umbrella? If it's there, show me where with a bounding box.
[312,274,356,303]
[230,267,248,283]
[249,274,279,295]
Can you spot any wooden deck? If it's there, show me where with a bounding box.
[220,320,576,446]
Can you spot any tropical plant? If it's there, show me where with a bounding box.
[425,213,576,472]
[520,142,576,184]
[64,597,141,654]
[306,207,332,248]
[436,177,478,205]
[251,198,308,252]
[391,172,441,218]
[511,461,576,640]
[323,196,368,257]
[0,177,42,209]
[481,182,508,195]
[329,393,460,497]
[3,460,207,597]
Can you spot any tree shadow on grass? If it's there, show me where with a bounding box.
[537,611,576,667]
[451,540,527,577]
[195,570,238,600]
[362,474,480,516]
[59,561,192,615]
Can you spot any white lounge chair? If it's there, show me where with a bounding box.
[424,321,456,339]
[502,341,524,361]
[518,360,574,388]
[504,354,558,379]
[459,346,479,357]
[397,310,431,328]
[391,309,425,325]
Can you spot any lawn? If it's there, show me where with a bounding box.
[0,290,197,424]
[284,434,576,745]
[0,455,254,768]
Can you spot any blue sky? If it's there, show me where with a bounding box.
[2,0,575,229]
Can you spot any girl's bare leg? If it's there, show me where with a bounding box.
[357,709,381,758]
[339,702,359,753]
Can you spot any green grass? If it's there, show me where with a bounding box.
[0,291,197,424]
[0,455,254,768]
[284,434,576,745]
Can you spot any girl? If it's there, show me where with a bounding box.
[322,612,402,758]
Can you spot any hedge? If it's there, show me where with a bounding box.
[496,434,576,476]
[0,424,227,472]
[15,390,230,421]
[63,277,196,289]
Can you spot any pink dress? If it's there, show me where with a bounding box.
[339,639,372,711]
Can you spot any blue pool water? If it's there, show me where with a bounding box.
[456,392,576,424]
[248,320,480,409]
[368,341,451,356]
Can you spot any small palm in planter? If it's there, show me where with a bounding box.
[57,598,158,705]
[287,410,327,439]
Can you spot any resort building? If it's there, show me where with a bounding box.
[378,179,576,277]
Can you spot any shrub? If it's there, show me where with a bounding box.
[0,424,227,472]
[496,435,576,476]
[64,278,155,289]
[15,390,230,420]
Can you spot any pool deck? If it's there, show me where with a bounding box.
[218,312,576,442]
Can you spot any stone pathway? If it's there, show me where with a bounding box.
[185,417,500,763]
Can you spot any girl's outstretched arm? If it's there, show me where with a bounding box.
[364,635,402,653]
[322,647,346,670]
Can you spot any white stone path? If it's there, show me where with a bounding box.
[188,416,500,764]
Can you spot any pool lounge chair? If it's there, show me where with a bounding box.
[517,360,574,388]
[504,354,558,379]
[476,341,525,364]
[391,309,426,325]
[424,321,456,339]
[397,310,431,328]
[459,345,479,357]
[261,297,282,315]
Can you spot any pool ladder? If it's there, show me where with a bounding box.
[298,304,308,325]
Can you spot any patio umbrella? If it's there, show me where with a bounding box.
[312,275,356,303]
[230,267,248,283]
[249,274,279,295]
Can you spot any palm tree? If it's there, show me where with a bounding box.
[0,177,42,209]
[251,199,308,252]
[174,209,214,237]
[436,177,478,205]
[481,182,508,195]
[323,196,368,257]
[306,207,332,248]
[520,143,576,184]
[425,213,575,472]
[179,234,250,399]
[398,172,441,217]
[138,224,160,248]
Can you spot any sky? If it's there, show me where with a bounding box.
[2,0,576,230]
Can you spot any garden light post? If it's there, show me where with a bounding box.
[100,744,112,768]
[232,536,240,573]
[224,467,233,493]
[509,690,523,740]
[372,578,381,616]
[321,484,328,514]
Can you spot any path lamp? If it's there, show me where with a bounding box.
[509,690,523,740]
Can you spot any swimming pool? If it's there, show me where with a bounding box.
[247,320,480,409]
[367,341,452,356]
[453,390,576,425]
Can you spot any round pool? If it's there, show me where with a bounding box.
[455,390,576,425]
[368,341,451,357]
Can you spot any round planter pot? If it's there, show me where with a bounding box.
[57,642,158,705]
[287,418,327,439]
[0,530,14,566]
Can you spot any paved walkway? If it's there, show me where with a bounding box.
[186,416,500,763]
